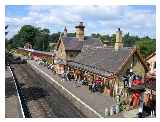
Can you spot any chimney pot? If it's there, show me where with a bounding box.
[80,22,83,26]
[63,26,67,37]
[64,26,67,32]
[75,22,85,41]
[115,28,123,51]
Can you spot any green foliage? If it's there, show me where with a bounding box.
[18,25,38,46]
[67,32,76,37]
[111,34,116,45]
[49,32,60,43]
[7,25,156,57]
[123,33,140,47]
[8,25,50,51]
[34,29,50,51]
[135,36,156,58]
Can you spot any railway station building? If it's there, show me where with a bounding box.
[55,22,149,110]
[16,22,152,111]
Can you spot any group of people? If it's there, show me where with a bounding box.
[60,68,104,92]
[143,93,156,117]
[122,69,143,88]
[88,78,104,93]
[122,69,156,117]
[35,58,105,93]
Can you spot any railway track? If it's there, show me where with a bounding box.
[12,63,85,118]
[13,64,57,117]
[9,65,31,118]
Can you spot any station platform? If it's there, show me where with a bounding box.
[28,60,123,118]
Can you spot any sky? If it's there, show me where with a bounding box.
[5,5,156,39]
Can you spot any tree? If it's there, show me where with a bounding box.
[123,33,131,47]
[49,32,61,43]
[136,37,156,58]
[34,28,50,51]
[9,25,38,48]
[18,25,38,46]
[11,33,23,48]
[67,32,76,37]
[123,33,140,47]
[111,34,116,45]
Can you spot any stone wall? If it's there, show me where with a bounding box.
[57,40,67,60]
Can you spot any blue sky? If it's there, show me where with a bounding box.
[5,5,156,39]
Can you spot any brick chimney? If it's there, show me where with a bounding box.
[63,26,67,37]
[115,28,123,51]
[75,22,85,41]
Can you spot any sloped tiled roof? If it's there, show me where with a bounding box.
[68,47,136,76]
[83,38,103,47]
[62,37,83,51]
[60,37,103,51]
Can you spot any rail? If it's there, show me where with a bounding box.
[8,65,31,118]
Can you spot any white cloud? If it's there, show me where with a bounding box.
[5,5,155,39]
